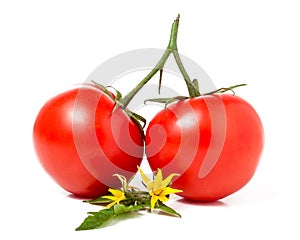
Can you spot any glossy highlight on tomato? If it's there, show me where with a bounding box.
[33,84,144,198]
[146,94,264,201]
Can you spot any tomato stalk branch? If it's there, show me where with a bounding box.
[118,49,172,109]
[118,14,200,109]
[172,50,200,98]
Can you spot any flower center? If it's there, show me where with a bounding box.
[152,189,163,196]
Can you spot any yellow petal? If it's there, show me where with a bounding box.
[157,195,169,202]
[147,181,154,191]
[150,194,159,211]
[137,166,151,185]
[152,168,163,190]
[108,188,125,198]
[161,173,180,188]
[103,188,126,205]
[161,187,182,195]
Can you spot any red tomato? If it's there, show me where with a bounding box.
[33,84,143,198]
[145,94,264,201]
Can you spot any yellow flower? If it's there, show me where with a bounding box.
[102,188,126,209]
[137,166,182,211]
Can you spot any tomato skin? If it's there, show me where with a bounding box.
[146,94,264,201]
[33,85,143,198]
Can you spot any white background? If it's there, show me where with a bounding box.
[1,0,299,239]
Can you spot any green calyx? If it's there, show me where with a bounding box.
[203,83,247,95]
[144,84,247,108]
[91,80,146,135]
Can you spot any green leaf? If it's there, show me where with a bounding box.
[139,200,181,218]
[76,204,142,231]
[155,202,181,218]
[85,196,113,205]
[113,204,142,215]
[76,209,114,231]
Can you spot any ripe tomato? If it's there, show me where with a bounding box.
[145,94,264,201]
[33,84,144,198]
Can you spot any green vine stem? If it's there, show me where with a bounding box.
[118,14,200,109]
[118,49,172,109]
[172,50,200,98]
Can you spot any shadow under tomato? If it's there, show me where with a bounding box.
[67,193,94,201]
[177,198,229,207]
